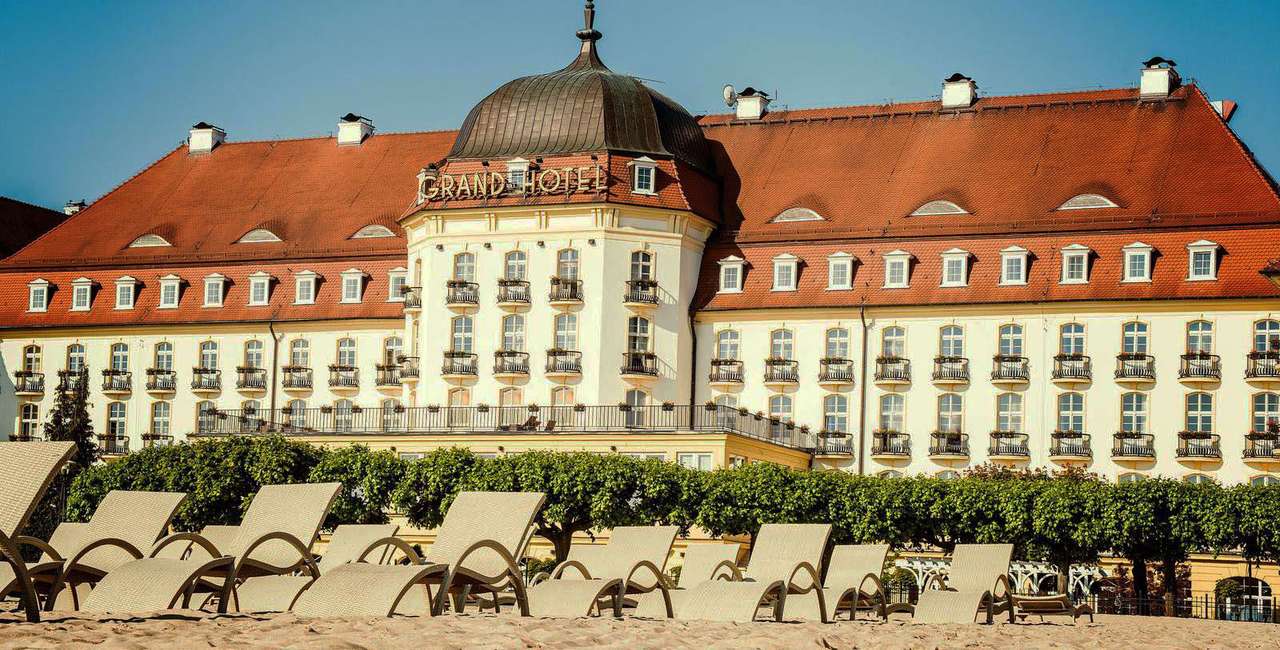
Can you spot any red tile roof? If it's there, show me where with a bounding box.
[0,197,69,260]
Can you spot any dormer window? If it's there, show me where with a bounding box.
[940,249,970,287]
[71,278,94,311]
[128,234,172,248]
[771,208,825,223]
[27,279,49,313]
[1186,240,1220,281]
[1058,194,1119,210]
[237,228,282,243]
[1060,244,1091,284]
[350,224,396,239]
[248,271,273,306]
[340,269,365,303]
[718,256,745,293]
[827,252,854,290]
[505,158,530,191]
[1000,246,1029,285]
[772,253,799,291]
[388,267,407,302]
[883,250,912,288]
[203,274,226,307]
[910,200,968,217]
[1123,242,1153,283]
[294,270,318,305]
[629,156,657,195]
[158,274,182,309]
[115,276,138,310]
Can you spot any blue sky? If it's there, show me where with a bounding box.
[2,0,1277,210]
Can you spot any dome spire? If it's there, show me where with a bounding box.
[576,1,602,58]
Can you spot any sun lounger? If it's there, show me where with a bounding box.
[1012,593,1094,622]
[633,542,740,618]
[526,525,677,618]
[236,524,400,612]
[81,482,340,614]
[0,441,76,623]
[677,523,831,623]
[788,543,890,621]
[912,543,1015,624]
[292,491,545,618]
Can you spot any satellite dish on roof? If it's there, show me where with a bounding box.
[723,84,737,107]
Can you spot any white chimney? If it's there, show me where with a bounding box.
[188,122,226,154]
[1139,57,1180,99]
[726,86,770,121]
[337,113,375,145]
[63,200,87,215]
[941,73,977,109]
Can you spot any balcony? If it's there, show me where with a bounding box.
[1112,432,1156,459]
[101,370,132,395]
[763,358,799,386]
[442,351,478,379]
[874,357,911,386]
[545,350,582,378]
[328,365,360,389]
[145,369,177,393]
[549,277,584,306]
[98,435,129,456]
[399,356,420,382]
[620,351,658,378]
[1178,353,1221,385]
[1244,433,1280,462]
[929,432,969,458]
[1246,351,1280,387]
[870,431,911,459]
[191,368,221,392]
[708,359,744,386]
[282,366,313,390]
[990,355,1029,387]
[142,433,174,448]
[1114,353,1156,386]
[623,279,659,309]
[236,366,268,391]
[1176,432,1222,460]
[931,356,969,386]
[988,432,1031,461]
[445,280,479,309]
[1049,431,1092,461]
[376,364,402,387]
[493,351,530,378]
[58,369,88,394]
[14,371,45,396]
[818,358,855,386]
[496,279,531,309]
[815,434,853,457]
[1051,354,1092,386]
[9,433,40,442]
[401,285,422,312]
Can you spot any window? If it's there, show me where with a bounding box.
[772,254,798,291]
[387,269,407,302]
[20,404,39,438]
[129,233,172,247]
[770,329,794,360]
[883,252,911,288]
[880,394,905,431]
[196,401,217,433]
[630,251,653,281]
[768,394,793,438]
[711,394,738,427]
[244,340,264,369]
[1000,247,1028,285]
[451,317,473,352]
[718,256,744,293]
[627,317,651,353]
[159,275,181,308]
[248,272,271,306]
[1060,323,1085,355]
[71,279,92,311]
[1255,320,1280,353]
[294,271,317,305]
[341,270,364,303]
[551,387,576,425]
[1121,392,1148,433]
[554,314,577,350]
[939,325,964,357]
[238,228,282,243]
[1060,245,1090,284]
[153,342,173,371]
[107,402,127,436]
[110,343,129,372]
[557,249,579,281]
[1058,194,1118,210]
[1253,393,1279,434]
[498,388,524,427]
[66,344,85,372]
[823,395,849,434]
[151,401,171,435]
[27,279,49,312]
[351,224,396,239]
[290,339,310,367]
[941,250,968,287]
[1057,393,1084,432]
[910,200,967,216]
[826,328,850,359]
[878,470,904,479]
[334,399,354,432]
[452,253,476,282]
[501,315,526,351]
[1123,322,1149,354]
[504,251,527,281]
[625,389,648,428]
[199,341,218,369]
[677,453,713,471]
[1118,473,1145,484]
[631,157,656,194]
[716,330,740,360]
[203,275,225,307]
[1250,476,1280,487]
[383,337,403,366]
[505,158,529,189]
[1185,392,1213,433]
[1123,243,1153,282]
[937,394,963,432]
[998,324,1024,356]
[114,280,135,310]
[447,388,472,427]
[827,252,853,290]
[770,207,825,223]
[286,399,307,428]
[997,393,1023,432]
[1186,320,1213,354]
[337,338,357,367]
[936,470,960,480]
[381,398,403,431]
[22,345,41,372]
[1186,240,1219,281]
[882,326,906,358]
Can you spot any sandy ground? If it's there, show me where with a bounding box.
[2,612,1280,649]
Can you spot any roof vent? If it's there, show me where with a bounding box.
[188,122,226,154]
[337,113,374,146]
[724,85,770,121]
[941,73,976,109]
[1139,57,1180,99]
[63,200,87,216]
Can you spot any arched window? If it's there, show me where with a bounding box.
[129,233,172,247]
[66,344,85,372]
[1254,320,1280,353]
[1059,323,1085,355]
[196,400,216,433]
[237,228,282,243]
[287,399,307,429]
[451,317,474,352]
[937,394,963,433]
[769,394,793,438]
[381,398,403,431]
[1122,392,1148,433]
[499,388,523,427]
[22,345,41,372]
[1057,194,1118,210]
[998,324,1024,356]
[1251,476,1280,486]
[1253,393,1280,434]
[1057,393,1085,432]
[242,399,260,414]
[630,251,653,281]
[199,341,219,369]
[627,317,651,352]
[336,338,357,367]
[716,330,740,360]
[826,328,850,359]
[823,395,849,434]
[243,340,264,369]
[332,399,353,432]
[107,402,127,436]
[554,314,578,350]
[501,315,525,351]
[351,224,396,239]
[625,389,648,428]
[939,325,964,357]
[1184,474,1214,485]
[447,388,471,427]
[151,401,171,435]
[452,252,475,282]
[936,470,960,480]
[551,387,576,426]
[880,394,905,431]
[19,404,39,438]
[1186,320,1214,354]
[770,329,794,360]
[1185,393,1214,433]
[504,251,527,281]
[1122,322,1149,354]
[997,393,1023,432]
[110,343,129,372]
[712,393,738,428]
[770,207,825,223]
[383,336,403,365]
[878,470,904,479]
[882,326,906,358]
[910,200,968,216]
[290,339,310,367]
[556,249,579,281]
[1118,473,1145,484]
[153,342,173,371]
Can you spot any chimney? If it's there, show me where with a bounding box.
[725,85,770,121]
[1139,57,1180,99]
[63,200,87,215]
[337,113,375,145]
[941,73,976,109]
[188,122,226,154]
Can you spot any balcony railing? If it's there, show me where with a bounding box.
[624,279,658,305]
[145,369,177,391]
[496,279,531,305]
[1115,353,1156,380]
[871,431,911,456]
[549,277,583,303]
[98,434,129,456]
[191,368,221,390]
[282,366,313,389]
[1112,432,1155,458]
[708,358,744,383]
[932,356,970,382]
[493,351,530,375]
[58,369,87,393]
[763,358,799,383]
[991,355,1029,382]
[1179,353,1221,380]
[445,280,479,305]
[442,351,478,376]
[1244,435,1279,459]
[545,349,582,375]
[1246,351,1280,379]
[401,285,422,309]
[101,369,132,393]
[376,364,402,386]
[142,433,174,448]
[988,431,1030,457]
[236,366,267,390]
[875,357,911,382]
[399,356,420,380]
[815,435,853,456]
[14,371,45,394]
[1177,432,1221,458]
[201,403,818,450]
[1052,354,1092,381]
[929,432,969,456]
[818,358,855,383]
[1050,431,1092,458]
[621,351,658,376]
[328,365,359,388]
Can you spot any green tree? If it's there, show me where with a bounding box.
[309,445,408,528]
[392,447,482,528]
[1026,476,1108,593]
[43,368,98,468]
[1225,484,1280,570]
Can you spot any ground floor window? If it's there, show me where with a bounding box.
[677,453,713,471]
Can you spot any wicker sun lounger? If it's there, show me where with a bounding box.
[677,523,832,623]
[526,525,677,618]
[912,543,1015,624]
[788,543,891,621]
[0,441,76,623]
[236,524,400,613]
[80,482,341,614]
[292,491,545,618]
[1012,592,1095,622]
[632,542,740,618]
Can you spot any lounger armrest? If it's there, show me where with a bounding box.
[63,537,145,572]
[709,559,743,582]
[786,561,823,593]
[357,536,423,566]
[624,559,666,589]
[12,535,63,562]
[921,573,949,592]
[858,571,885,598]
[237,531,320,578]
[149,532,223,560]
[550,559,593,580]
[454,538,524,582]
[992,573,1012,599]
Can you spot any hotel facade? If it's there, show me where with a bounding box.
[2,5,1279,487]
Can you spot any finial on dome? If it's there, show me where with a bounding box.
[577,1,602,52]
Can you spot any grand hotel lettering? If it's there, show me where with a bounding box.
[419,164,607,202]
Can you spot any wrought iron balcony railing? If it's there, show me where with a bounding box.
[445,280,479,305]
[988,431,1030,457]
[709,358,744,383]
[58,369,87,393]
[236,366,267,390]
[545,349,582,375]
[1115,353,1156,380]
[763,358,799,383]
[282,366,313,389]
[14,371,45,394]
[1112,432,1155,457]
[818,358,855,383]
[496,279,531,304]
[1176,432,1221,458]
[493,351,530,375]
[1244,435,1279,459]
[1052,354,1092,381]
[624,279,659,305]
[1049,431,1092,458]
[145,369,177,391]
[191,368,221,390]
[401,285,422,309]
[1246,351,1280,379]
[101,369,132,393]
[328,365,359,388]
[98,434,129,456]
[871,431,911,456]
[442,351,478,376]
[621,351,658,376]
[932,356,970,382]
[875,357,911,382]
[549,277,583,303]
[929,432,969,456]
[398,356,420,380]
[991,355,1029,382]
[1179,353,1221,380]
[376,364,402,386]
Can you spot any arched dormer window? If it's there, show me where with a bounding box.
[237,228,282,243]
[351,224,397,239]
[910,200,968,217]
[770,207,825,223]
[1057,194,1119,210]
[128,234,172,248]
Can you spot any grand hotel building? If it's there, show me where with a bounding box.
[3,4,1280,486]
